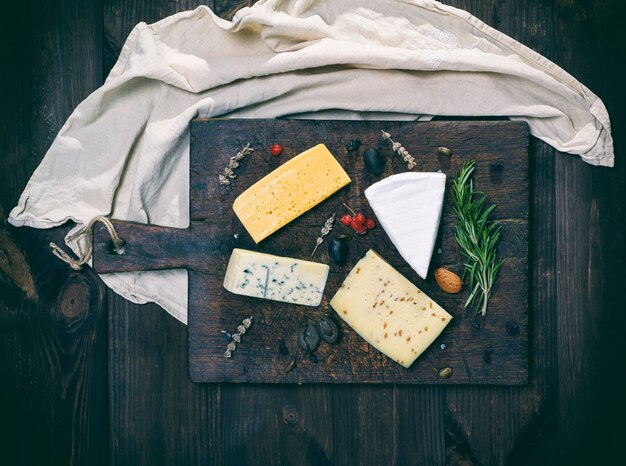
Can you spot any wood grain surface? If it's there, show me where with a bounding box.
[2,0,625,465]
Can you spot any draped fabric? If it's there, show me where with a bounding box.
[9,0,613,323]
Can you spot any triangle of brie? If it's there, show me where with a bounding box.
[364,172,446,279]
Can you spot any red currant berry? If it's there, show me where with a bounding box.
[364,218,376,230]
[354,213,366,224]
[270,144,283,156]
[356,225,368,235]
[350,219,362,231]
[339,214,353,226]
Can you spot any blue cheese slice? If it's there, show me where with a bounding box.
[330,249,452,368]
[223,248,329,306]
[364,172,446,279]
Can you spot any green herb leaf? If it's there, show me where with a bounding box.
[452,160,504,316]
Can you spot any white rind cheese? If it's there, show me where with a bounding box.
[223,248,329,306]
[330,249,452,368]
[364,172,446,279]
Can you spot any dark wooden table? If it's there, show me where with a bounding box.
[1,1,624,465]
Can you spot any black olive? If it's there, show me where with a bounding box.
[298,324,320,352]
[317,317,339,343]
[328,238,349,265]
[345,139,361,152]
[363,147,385,175]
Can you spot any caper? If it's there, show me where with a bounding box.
[328,237,349,265]
[298,324,320,352]
[317,316,340,343]
[363,147,385,175]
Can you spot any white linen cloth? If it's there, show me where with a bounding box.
[9,0,613,324]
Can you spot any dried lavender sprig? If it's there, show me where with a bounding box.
[223,316,254,358]
[311,213,336,256]
[218,143,254,186]
[231,144,253,161]
[381,130,417,169]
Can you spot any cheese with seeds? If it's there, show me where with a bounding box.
[223,248,329,306]
[233,144,351,243]
[330,249,452,368]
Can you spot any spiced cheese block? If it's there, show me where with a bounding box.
[233,144,351,243]
[364,172,446,279]
[330,249,452,368]
[223,248,330,306]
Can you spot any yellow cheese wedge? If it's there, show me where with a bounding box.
[233,144,351,243]
[330,249,452,368]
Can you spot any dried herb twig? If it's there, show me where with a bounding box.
[452,160,504,316]
[381,130,416,169]
[222,316,253,358]
[219,143,254,185]
[311,213,336,256]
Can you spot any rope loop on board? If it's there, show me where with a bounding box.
[49,215,125,270]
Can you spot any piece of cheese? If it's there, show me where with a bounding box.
[330,249,452,368]
[223,248,330,306]
[364,172,446,279]
[233,144,351,243]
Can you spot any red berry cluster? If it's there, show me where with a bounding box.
[339,205,375,235]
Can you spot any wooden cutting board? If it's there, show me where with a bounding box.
[92,119,529,384]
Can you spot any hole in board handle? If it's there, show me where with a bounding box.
[108,239,126,256]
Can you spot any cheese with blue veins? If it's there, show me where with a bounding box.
[223,248,330,306]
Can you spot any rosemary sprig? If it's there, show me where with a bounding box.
[452,160,504,316]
